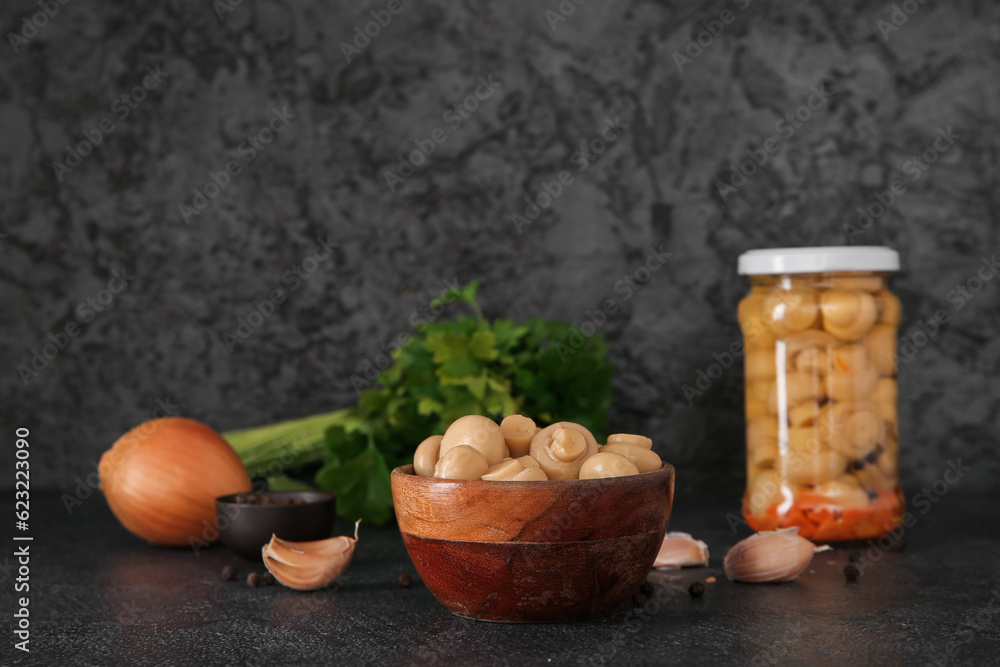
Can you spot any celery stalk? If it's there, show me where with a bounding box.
[224,410,348,478]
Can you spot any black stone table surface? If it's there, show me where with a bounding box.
[4,490,999,666]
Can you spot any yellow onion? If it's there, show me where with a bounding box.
[99,417,252,546]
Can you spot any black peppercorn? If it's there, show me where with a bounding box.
[632,593,647,607]
[222,565,237,581]
[398,573,412,588]
[844,564,860,582]
[688,582,706,598]
[639,580,654,597]
[261,572,276,586]
[247,572,261,587]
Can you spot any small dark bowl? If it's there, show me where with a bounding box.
[215,491,336,561]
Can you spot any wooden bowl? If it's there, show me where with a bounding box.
[390,462,674,623]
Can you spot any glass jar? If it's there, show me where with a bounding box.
[736,247,903,542]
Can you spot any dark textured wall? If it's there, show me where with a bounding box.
[2,0,999,496]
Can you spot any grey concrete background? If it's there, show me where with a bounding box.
[1,0,998,496]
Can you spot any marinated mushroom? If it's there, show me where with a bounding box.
[745,348,777,382]
[578,452,640,479]
[500,414,537,458]
[746,418,779,453]
[827,408,883,460]
[530,422,600,480]
[739,290,778,349]
[440,415,507,466]
[748,441,779,470]
[784,449,848,486]
[512,467,548,481]
[819,290,878,341]
[795,347,829,376]
[830,275,884,292]
[745,469,792,520]
[852,460,895,490]
[606,433,653,450]
[872,378,898,424]
[481,458,524,481]
[812,479,871,509]
[826,363,879,403]
[517,455,541,469]
[874,290,902,325]
[746,394,769,420]
[766,371,825,414]
[413,435,443,477]
[865,324,897,376]
[788,400,821,428]
[599,444,662,473]
[762,288,820,334]
[433,445,489,480]
[783,330,839,359]
[787,426,822,454]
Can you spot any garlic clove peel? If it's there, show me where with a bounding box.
[262,519,361,591]
[654,531,710,569]
[723,527,831,583]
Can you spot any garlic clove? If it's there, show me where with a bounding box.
[653,531,710,569]
[262,519,361,591]
[723,527,831,583]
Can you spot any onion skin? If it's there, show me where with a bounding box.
[99,417,252,547]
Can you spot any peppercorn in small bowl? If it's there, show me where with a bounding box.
[215,491,336,561]
[390,461,675,623]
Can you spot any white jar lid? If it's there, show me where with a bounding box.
[737,246,900,275]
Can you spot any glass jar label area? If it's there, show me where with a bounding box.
[739,272,904,542]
